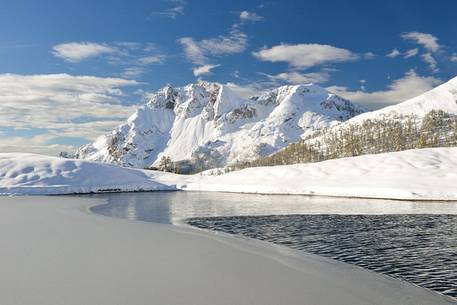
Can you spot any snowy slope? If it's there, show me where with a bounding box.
[178,147,457,201]
[3,148,457,200]
[0,153,172,195]
[76,82,365,169]
[288,77,457,153]
[347,75,457,123]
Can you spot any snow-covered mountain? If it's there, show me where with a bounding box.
[272,75,457,165]
[349,76,457,123]
[75,82,366,170]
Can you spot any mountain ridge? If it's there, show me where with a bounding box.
[75,82,366,171]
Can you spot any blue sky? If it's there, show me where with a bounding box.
[1,0,457,154]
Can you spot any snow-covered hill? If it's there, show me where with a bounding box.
[349,76,457,123]
[0,153,171,195]
[181,147,457,200]
[75,82,366,170]
[273,75,457,163]
[3,148,457,200]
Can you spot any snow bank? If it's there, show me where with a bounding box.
[181,147,457,201]
[0,196,454,305]
[2,148,457,200]
[0,153,173,195]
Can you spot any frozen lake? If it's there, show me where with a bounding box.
[91,191,457,300]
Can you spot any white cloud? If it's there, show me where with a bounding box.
[253,43,359,69]
[388,33,442,70]
[404,48,419,58]
[421,53,439,72]
[451,54,457,63]
[53,42,166,72]
[137,55,165,65]
[363,52,375,59]
[163,5,185,18]
[151,0,185,19]
[193,64,220,76]
[177,37,208,65]
[327,70,442,109]
[178,27,248,66]
[264,71,330,84]
[200,28,248,55]
[386,48,401,58]
[401,32,440,53]
[231,70,241,78]
[52,42,117,62]
[0,73,139,155]
[122,67,145,78]
[178,26,248,75]
[239,11,263,22]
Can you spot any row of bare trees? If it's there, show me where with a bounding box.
[235,110,457,169]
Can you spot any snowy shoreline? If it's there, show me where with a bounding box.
[0,195,455,305]
[2,147,457,201]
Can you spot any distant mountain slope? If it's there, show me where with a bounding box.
[349,76,457,122]
[75,82,366,170]
[244,76,457,169]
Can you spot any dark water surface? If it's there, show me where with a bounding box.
[188,214,457,299]
[89,191,457,299]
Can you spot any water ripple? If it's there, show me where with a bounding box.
[187,214,457,299]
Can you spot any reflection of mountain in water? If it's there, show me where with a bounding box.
[89,192,457,225]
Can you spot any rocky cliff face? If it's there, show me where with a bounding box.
[75,82,366,171]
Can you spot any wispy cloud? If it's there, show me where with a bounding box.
[401,32,441,53]
[52,41,166,78]
[193,64,220,76]
[178,27,248,65]
[177,37,208,65]
[386,48,401,58]
[388,48,419,59]
[0,73,139,154]
[450,54,457,63]
[327,70,442,109]
[178,25,248,76]
[137,55,165,65]
[151,0,186,19]
[122,67,146,78]
[400,32,441,72]
[199,28,248,56]
[404,48,419,58]
[421,53,439,73]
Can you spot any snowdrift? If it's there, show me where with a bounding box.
[182,147,457,201]
[0,153,172,195]
[2,148,457,200]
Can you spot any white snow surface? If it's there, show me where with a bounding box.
[0,196,455,305]
[177,147,457,200]
[3,147,457,200]
[349,75,457,123]
[76,82,365,168]
[0,153,172,195]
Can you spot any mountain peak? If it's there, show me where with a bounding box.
[76,81,365,171]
